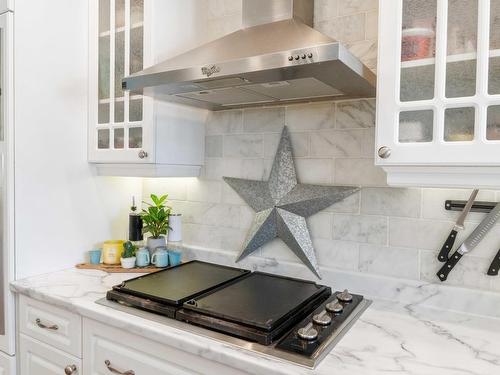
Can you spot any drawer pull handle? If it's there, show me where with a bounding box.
[105,360,135,375]
[35,318,59,330]
[64,364,77,374]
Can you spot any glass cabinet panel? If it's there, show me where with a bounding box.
[399,110,434,142]
[445,0,478,98]
[98,103,109,124]
[98,129,110,149]
[99,0,110,33]
[444,107,475,141]
[129,127,142,148]
[129,0,144,124]
[489,1,500,94]
[98,34,110,100]
[400,0,437,102]
[114,0,125,100]
[114,128,125,149]
[130,0,143,25]
[129,98,142,122]
[114,100,124,123]
[487,106,500,140]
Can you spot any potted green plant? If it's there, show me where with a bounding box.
[121,241,137,269]
[141,194,171,255]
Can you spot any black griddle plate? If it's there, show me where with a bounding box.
[111,261,249,306]
[180,272,331,331]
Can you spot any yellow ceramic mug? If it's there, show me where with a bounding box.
[102,240,125,265]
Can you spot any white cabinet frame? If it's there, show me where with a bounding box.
[88,0,154,164]
[376,0,500,187]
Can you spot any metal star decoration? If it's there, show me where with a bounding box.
[223,127,359,278]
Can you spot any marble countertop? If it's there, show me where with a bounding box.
[11,268,500,375]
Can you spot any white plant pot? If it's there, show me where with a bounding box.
[120,257,136,269]
[147,236,167,256]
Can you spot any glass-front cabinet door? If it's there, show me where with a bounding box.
[89,0,153,163]
[377,0,500,170]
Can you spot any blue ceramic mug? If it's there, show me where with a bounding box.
[89,249,102,264]
[151,247,169,268]
[135,247,150,267]
[168,250,182,267]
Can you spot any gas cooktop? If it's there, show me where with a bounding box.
[104,261,371,368]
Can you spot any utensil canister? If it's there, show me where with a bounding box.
[168,214,182,242]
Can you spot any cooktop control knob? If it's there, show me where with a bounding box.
[325,299,343,314]
[312,310,332,326]
[337,289,353,303]
[297,322,318,341]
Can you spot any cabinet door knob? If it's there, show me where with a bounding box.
[35,318,58,331]
[138,150,148,159]
[64,365,77,375]
[377,146,392,159]
[104,360,135,375]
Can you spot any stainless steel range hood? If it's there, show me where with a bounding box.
[122,0,376,111]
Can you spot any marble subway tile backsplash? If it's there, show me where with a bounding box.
[143,98,500,294]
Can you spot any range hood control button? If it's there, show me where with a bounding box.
[301,54,307,59]
[313,310,332,326]
[294,55,300,60]
[297,323,318,341]
[337,289,353,303]
[307,53,313,58]
[288,56,293,61]
[325,299,343,314]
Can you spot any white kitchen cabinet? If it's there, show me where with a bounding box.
[83,318,250,375]
[88,0,205,177]
[19,334,81,375]
[19,295,82,357]
[376,0,500,187]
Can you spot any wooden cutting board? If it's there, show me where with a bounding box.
[76,263,164,273]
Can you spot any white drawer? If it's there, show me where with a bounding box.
[83,318,250,375]
[19,295,81,357]
[20,334,81,375]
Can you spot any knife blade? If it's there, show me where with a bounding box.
[487,249,500,276]
[437,201,500,282]
[437,189,479,262]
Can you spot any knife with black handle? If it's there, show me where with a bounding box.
[438,202,500,282]
[438,189,478,262]
[487,249,500,276]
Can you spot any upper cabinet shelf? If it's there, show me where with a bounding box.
[401,49,500,68]
[376,0,500,188]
